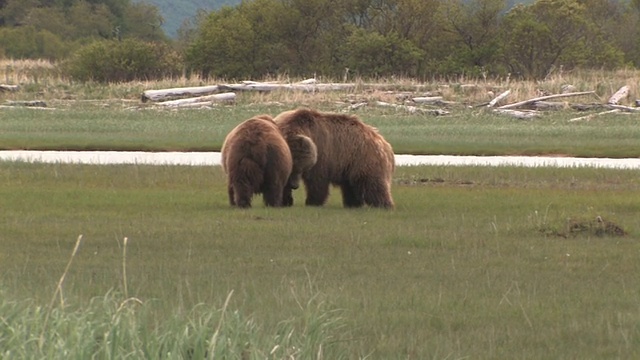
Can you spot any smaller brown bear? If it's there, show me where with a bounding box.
[221,115,317,208]
[275,108,395,209]
[221,115,292,208]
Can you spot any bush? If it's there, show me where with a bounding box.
[62,39,182,83]
[0,26,69,60]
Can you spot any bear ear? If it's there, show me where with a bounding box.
[289,134,318,170]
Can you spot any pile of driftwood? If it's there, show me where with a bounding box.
[140,78,638,120]
[2,79,638,119]
[140,78,356,106]
[485,85,639,121]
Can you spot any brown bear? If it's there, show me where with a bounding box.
[221,115,317,208]
[274,108,395,209]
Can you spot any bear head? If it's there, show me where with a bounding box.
[286,134,317,190]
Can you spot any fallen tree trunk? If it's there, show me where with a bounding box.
[376,101,449,115]
[5,100,47,107]
[142,85,221,102]
[156,92,236,107]
[532,101,567,111]
[498,91,596,110]
[0,84,19,92]
[569,109,620,122]
[608,104,640,112]
[608,85,629,105]
[411,96,443,104]
[493,108,540,119]
[487,90,511,107]
[220,81,357,92]
[0,105,54,110]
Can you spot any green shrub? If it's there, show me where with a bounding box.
[0,26,69,60]
[62,39,182,83]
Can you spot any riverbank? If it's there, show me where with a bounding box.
[2,150,640,169]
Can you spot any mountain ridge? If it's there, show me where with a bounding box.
[139,0,535,38]
[135,0,240,38]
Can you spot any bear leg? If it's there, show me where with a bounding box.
[282,186,294,207]
[340,183,365,208]
[262,184,284,207]
[360,178,394,209]
[232,183,253,208]
[228,185,236,206]
[304,178,330,206]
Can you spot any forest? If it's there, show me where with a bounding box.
[1,0,640,81]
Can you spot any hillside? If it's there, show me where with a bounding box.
[139,0,534,39]
[135,0,241,38]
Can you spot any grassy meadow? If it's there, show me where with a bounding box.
[2,98,640,158]
[1,63,640,358]
[2,163,640,359]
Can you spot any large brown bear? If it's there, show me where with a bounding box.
[221,115,317,208]
[275,108,395,209]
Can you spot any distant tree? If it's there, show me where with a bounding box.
[441,0,506,76]
[499,0,622,79]
[345,28,424,77]
[186,0,350,78]
[620,4,640,66]
[185,6,257,79]
[0,0,40,26]
[0,26,68,59]
[119,2,166,41]
[0,0,168,60]
[176,9,209,53]
[273,0,349,76]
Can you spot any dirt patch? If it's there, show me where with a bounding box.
[542,216,628,238]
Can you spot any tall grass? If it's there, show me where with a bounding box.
[2,162,640,358]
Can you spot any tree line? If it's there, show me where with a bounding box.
[2,0,640,82]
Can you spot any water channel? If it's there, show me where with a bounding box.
[1,150,640,169]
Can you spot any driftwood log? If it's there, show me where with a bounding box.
[493,109,540,119]
[376,101,449,115]
[155,92,236,107]
[0,84,19,92]
[411,96,443,104]
[608,104,640,112]
[142,79,358,103]
[487,90,511,107]
[569,109,621,122]
[5,100,47,107]
[608,85,629,105]
[142,85,221,102]
[532,101,567,111]
[498,91,596,110]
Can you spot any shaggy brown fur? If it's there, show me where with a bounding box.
[221,115,293,208]
[274,108,395,208]
[282,133,318,206]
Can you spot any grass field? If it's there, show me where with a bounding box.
[2,162,640,359]
[2,66,640,358]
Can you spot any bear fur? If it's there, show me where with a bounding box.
[221,115,293,208]
[274,108,395,208]
[282,133,318,206]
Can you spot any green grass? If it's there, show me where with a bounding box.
[2,162,640,358]
[2,102,640,157]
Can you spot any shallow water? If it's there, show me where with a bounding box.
[1,150,640,169]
